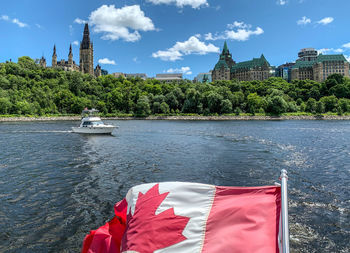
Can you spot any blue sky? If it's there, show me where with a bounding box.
[1,0,350,79]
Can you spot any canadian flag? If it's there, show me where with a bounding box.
[82,182,282,253]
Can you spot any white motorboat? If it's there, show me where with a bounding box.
[72,109,116,134]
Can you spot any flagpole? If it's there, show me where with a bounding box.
[280,169,290,253]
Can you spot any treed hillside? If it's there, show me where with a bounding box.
[1,56,350,116]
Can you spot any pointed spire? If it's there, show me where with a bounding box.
[81,23,91,49]
[84,23,89,34]
[69,44,72,55]
[222,41,229,54]
[53,44,56,56]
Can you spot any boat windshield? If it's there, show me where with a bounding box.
[91,121,104,125]
[82,121,104,126]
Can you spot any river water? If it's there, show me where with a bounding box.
[0,120,349,252]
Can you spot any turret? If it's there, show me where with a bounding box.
[68,44,73,66]
[94,64,102,77]
[39,56,46,68]
[52,44,57,67]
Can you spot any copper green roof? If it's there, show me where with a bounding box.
[231,54,270,71]
[292,60,315,69]
[316,54,347,62]
[214,59,229,70]
[222,41,229,54]
[292,54,348,69]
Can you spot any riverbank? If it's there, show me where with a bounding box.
[1,115,350,122]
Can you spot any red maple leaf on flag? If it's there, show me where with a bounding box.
[121,184,190,253]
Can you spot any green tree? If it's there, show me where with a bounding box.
[134,96,151,117]
[221,99,232,114]
[18,56,37,70]
[247,93,262,114]
[266,96,288,115]
[329,84,349,98]
[320,96,338,112]
[160,102,170,114]
[315,101,325,114]
[305,98,317,113]
[182,88,200,113]
[338,98,350,113]
[207,91,223,113]
[14,100,35,114]
[165,92,179,111]
[152,101,161,114]
[0,97,12,114]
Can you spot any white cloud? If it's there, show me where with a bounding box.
[152,50,183,61]
[342,43,350,49]
[166,66,192,75]
[318,43,350,55]
[74,18,87,24]
[318,48,344,54]
[1,15,9,21]
[227,21,251,29]
[297,16,311,25]
[1,15,28,28]
[225,27,263,41]
[36,24,43,29]
[88,5,155,42]
[133,57,140,63]
[12,19,28,28]
[152,35,219,61]
[146,0,208,9]
[277,0,287,5]
[205,21,263,42]
[98,58,116,65]
[204,32,214,41]
[317,17,334,25]
[72,41,79,46]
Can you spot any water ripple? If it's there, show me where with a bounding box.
[0,120,349,252]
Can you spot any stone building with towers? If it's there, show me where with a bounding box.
[39,56,46,68]
[51,44,80,72]
[43,23,101,77]
[212,41,235,81]
[212,41,273,82]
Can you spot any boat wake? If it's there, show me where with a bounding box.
[2,130,73,133]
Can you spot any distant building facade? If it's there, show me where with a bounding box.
[125,73,148,80]
[298,48,318,62]
[212,42,273,82]
[112,72,125,78]
[291,54,350,82]
[155,73,183,83]
[231,54,272,81]
[275,63,295,82]
[194,72,212,83]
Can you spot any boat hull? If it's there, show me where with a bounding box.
[72,126,116,134]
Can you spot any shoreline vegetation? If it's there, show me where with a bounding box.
[1,113,350,122]
[2,57,350,120]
